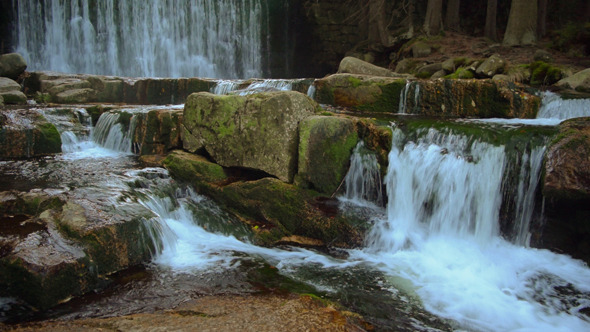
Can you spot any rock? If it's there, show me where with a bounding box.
[163,151,364,248]
[394,58,426,74]
[503,65,532,83]
[416,62,443,78]
[533,49,554,63]
[555,68,590,93]
[314,74,407,112]
[476,54,507,78]
[337,56,397,77]
[0,94,3,106]
[411,41,432,58]
[316,74,538,118]
[0,189,155,310]
[0,77,27,104]
[133,109,183,156]
[0,109,62,159]
[54,88,96,103]
[441,58,456,72]
[542,117,590,264]
[0,53,27,79]
[296,116,358,195]
[182,91,318,183]
[431,69,447,79]
[544,117,590,202]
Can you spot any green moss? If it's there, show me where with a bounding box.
[358,79,406,113]
[85,105,113,126]
[416,71,432,79]
[445,68,474,79]
[530,61,563,86]
[348,76,363,88]
[36,122,62,154]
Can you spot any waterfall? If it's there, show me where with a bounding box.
[398,81,420,114]
[340,141,383,207]
[537,91,590,121]
[349,127,590,331]
[92,112,137,153]
[14,0,266,78]
[211,79,296,95]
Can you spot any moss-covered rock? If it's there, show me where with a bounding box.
[475,54,507,78]
[0,109,62,159]
[133,109,183,156]
[0,189,155,310]
[529,61,564,86]
[297,116,359,194]
[555,67,590,93]
[543,117,590,202]
[314,74,408,113]
[183,91,318,183]
[338,56,398,77]
[163,150,228,193]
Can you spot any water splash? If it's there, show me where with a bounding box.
[340,141,383,207]
[351,128,590,331]
[537,91,590,121]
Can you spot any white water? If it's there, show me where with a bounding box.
[340,141,383,207]
[348,128,590,331]
[537,91,590,121]
[398,81,420,114]
[211,79,299,95]
[14,0,265,78]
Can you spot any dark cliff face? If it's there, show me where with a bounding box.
[0,0,15,54]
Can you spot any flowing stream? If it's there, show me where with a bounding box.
[2,92,590,330]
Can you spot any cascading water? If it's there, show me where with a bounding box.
[537,91,590,121]
[340,141,383,207]
[13,0,266,78]
[398,81,420,114]
[347,126,590,331]
[211,79,297,95]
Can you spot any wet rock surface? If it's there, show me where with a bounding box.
[0,109,61,159]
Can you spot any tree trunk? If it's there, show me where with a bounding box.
[503,0,538,46]
[484,0,498,41]
[537,0,547,38]
[368,0,391,46]
[424,0,444,36]
[445,0,461,31]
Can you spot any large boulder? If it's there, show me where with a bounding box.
[0,109,62,159]
[555,68,590,93]
[0,53,27,80]
[338,56,398,77]
[541,117,590,264]
[182,91,318,183]
[296,116,359,195]
[543,117,590,202]
[0,77,27,104]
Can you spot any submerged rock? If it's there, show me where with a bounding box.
[182,91,318,183]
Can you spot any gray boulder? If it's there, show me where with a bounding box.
[476,54,506,78]
[0,53,27,79]
[556,68,590,93]
[338,56,397,78]
[182,91,318,182]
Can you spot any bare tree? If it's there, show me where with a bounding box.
[445,0,461,31]
[424,0,444,35]
[485,0,498,41]
[503,0,538,46]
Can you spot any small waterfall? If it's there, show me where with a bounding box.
[352,127,590,331]
[211,80,244,95]
[398,81,420,114]
[92,112,137,153]
[307,84,316,99]
[537,91,590,121]
[341,141,383,207]
[14,0,266,78]
[510,146,546,246]
[212,79,296,95]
